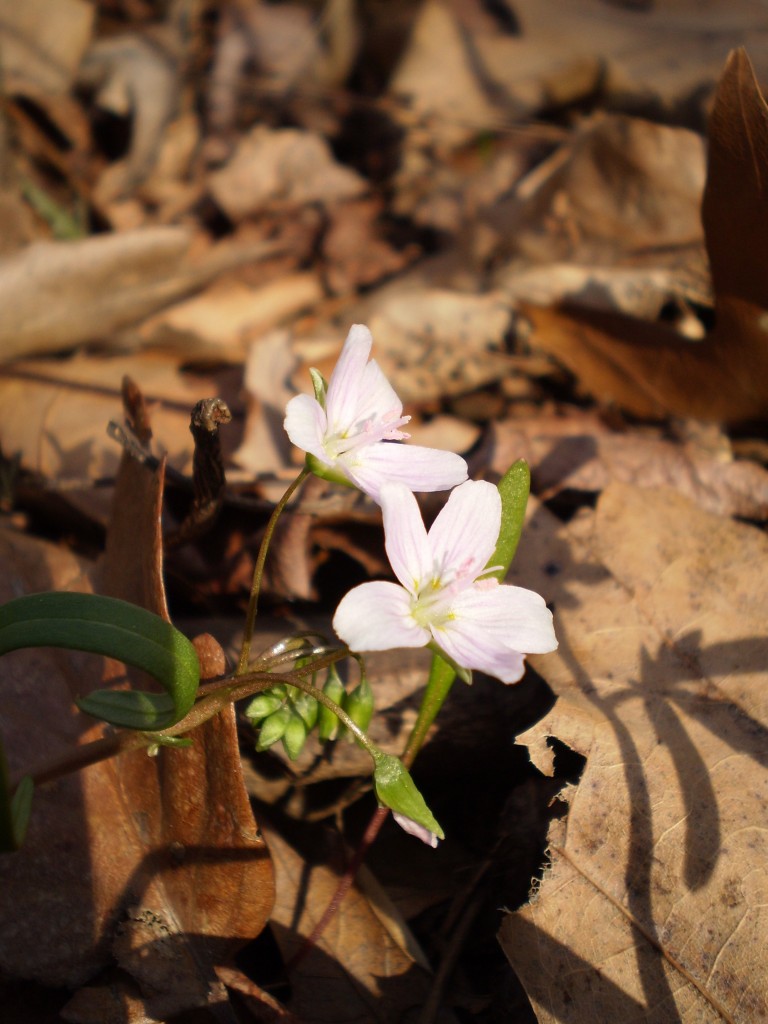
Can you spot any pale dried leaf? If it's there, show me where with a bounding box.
[0,0,94,96]
[389,0,502,149]
[138,272,323,357]
[498,262,709,323]
[79,32,180,200]
[499,114,707,269]
[476,0,768,115]
[233,328,298,482]
[0,350,223,484]
[362,287,513,402]
[0,228,275,360]
[208,126,366,221]
[501,484,768,1022]
[487,411,768,520]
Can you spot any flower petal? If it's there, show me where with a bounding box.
[380,483,432,593]
[354,357,404,430]
[393,812,440,848]
[428,480,501,583]
[344,443,468,503]
[433,582,557,683]
[333,581,429,651]
[325,324,373,432]
[284,393,329,462]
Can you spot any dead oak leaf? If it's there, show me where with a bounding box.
[500,483,768,1023]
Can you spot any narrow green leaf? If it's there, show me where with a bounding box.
[0,592,200,730]
[488,459,531,580]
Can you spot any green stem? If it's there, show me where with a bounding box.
[237,467,310,674]
[12,648,353,792]
[402,653,456,769]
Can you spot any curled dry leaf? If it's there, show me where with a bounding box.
[500,483,768,1023]
[79,31,181,201]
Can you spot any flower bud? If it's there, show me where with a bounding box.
[342,672,373,740]
[318,665,346,742]
[290,690,318,730]
[372,753,443,846]
[282,713,308,761]
[255,706,291,751]
[245,686,286,723]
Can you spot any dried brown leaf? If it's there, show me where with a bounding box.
[0,0,94,96]
[524,49,768,423]
[487,411,768,520]
[475,0,768,116]
[0,228,284,360]
[0,435,273,1015]
[500,484,768,1022]
[265,825,434,1023]
[208,126,366,221]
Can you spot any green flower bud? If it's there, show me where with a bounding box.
[372,753,444,845]
[255,706,291,751]
[342,672,374,739]
[290,690,318,730]
[245,686,286,723]
[282,713,308,761]
[318,665,346,741]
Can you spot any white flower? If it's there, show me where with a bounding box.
[333,480,557,683]
[284,324,468,503]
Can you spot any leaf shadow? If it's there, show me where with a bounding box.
[82,840,275,1023]
[551,616,767,1020]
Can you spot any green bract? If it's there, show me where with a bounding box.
[372,753,444,840]
[305,453,357,490]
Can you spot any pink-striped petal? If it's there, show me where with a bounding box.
[451,584,558,653]
[344,443,468,503]
[380,483,432,593]
[428,480,501,584]
[432,582,556,683]
[333,581,429,651]
[353,357,404,429]
[325,325,373,431]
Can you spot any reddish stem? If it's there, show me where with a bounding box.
[284,804,390,971]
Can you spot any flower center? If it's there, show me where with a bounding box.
[410,578,455,628]
[324,412,411,461]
